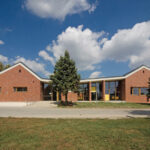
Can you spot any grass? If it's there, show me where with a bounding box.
[0,118,150,150]
[58,101,150,108]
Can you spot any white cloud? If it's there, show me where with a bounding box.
[89,71,101,78]
[0,55,8,62]
[38,50,55,65]
[14,56,50,77]
[44,25,104,70]
[25,0,97,20]
[101,21,150,68]
[0,40,4,45]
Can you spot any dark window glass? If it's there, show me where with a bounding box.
[14,87,27,92]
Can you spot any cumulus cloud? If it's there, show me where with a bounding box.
[14,56,50,77]
[25,0,97,20]
[38,50,55,65]
[0,55,8,62]
[89,71,101,78]
[101,21,150,68]
[42,25,104,70]
[0,40,4,45]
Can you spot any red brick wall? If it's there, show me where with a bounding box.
[125,68,150,103]
[61,92,78,102]
[0,65,42,102]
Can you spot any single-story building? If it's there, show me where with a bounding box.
[0,62,150,103]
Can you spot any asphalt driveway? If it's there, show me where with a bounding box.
[0,107,150,119]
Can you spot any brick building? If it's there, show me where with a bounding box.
[0,62,150,103]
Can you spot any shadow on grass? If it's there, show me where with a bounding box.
[58,101,77,107]
[138,103,150,106]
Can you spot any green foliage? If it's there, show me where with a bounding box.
[50,50,80,102]
[0,62,11,71]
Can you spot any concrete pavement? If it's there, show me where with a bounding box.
[0,107,150,119]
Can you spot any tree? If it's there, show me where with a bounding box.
[0,62,10,71]
[147,78,150,102]
[50,50,80,104]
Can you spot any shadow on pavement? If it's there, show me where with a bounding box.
[129,110,150,118]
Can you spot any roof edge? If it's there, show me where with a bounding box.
[0,62,51,83]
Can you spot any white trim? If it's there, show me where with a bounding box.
[0,62,51,83]
[80,65,150,83]
[80,76,125,83]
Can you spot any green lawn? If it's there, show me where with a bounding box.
[0,118,150,150]
[59,102,150,108]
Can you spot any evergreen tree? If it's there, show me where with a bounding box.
[147,78,150,102]
[50,50,80,103]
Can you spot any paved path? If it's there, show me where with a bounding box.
[0,107,150,119]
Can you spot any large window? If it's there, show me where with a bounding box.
[131,87,148,96]
[78,83,89,101]
[105,81,121,100]
[14,87,27,92]
[91,82,102,101]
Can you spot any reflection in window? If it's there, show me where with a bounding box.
[105,81,120,100]
[141,88,148,95]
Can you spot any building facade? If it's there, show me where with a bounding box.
[0,62,150,103]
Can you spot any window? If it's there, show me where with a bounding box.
[131,87,148,96]
[141,88,148,95]
[0,87,1,93]
[131,87,139,95]
[14,87,27,92]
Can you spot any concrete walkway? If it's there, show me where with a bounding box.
[0,107,150,119]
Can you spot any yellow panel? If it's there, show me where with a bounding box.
[91,87,96,92]
[105,94,110,101]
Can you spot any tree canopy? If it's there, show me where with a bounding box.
[0,62,11,71]
[50,50,80,102]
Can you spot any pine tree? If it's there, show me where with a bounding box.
[147,78,150,102]
[50,50,80,104]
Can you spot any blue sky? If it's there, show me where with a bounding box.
[0,0,150,79]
